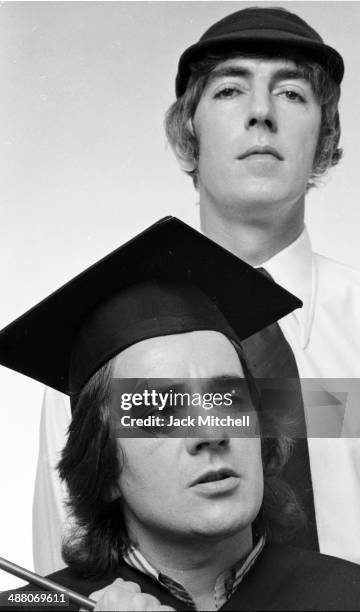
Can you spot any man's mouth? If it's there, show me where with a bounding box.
[191,468,238,486]
[238,145,283,160]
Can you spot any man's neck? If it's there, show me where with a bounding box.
[199,197,305,267]
[128,526,253,610]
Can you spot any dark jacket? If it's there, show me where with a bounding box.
[1,543,360,611]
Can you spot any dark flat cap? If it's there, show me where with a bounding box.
[0,217,301,396]
[176,6,344,96]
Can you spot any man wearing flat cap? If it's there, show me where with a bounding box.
[34,3,360,577]
[167,4,360,563]
[1,219,360,611]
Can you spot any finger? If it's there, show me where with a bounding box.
[89,588,105,601]
[90,578,125,600]
[93,592,133,612]
[90,577,141,599]
[120,580,141,593]
[110,577,141,593]
[131,592,161,611]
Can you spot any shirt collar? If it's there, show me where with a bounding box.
[258,227,315,349]
[122,535,265,610]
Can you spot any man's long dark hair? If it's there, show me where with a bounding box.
[58,348,304,578]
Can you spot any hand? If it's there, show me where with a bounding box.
[90,577,176,611]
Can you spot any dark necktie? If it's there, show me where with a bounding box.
[241,268,319,551]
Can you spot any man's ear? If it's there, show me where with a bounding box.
[104,485,122,502]
[171,118,197,173]
[173,146,197,173]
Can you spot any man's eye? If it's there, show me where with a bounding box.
[213,86,241,99]
[279,89,305,103]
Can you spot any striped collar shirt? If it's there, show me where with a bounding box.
[122,535,265,610]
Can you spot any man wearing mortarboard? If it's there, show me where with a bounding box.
[0,219,360,611]
[35,4,360,572]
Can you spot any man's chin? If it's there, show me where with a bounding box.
[206,186,294,214]
[224,187,305,216]
[187,516,252,541]
[235,185,291,207]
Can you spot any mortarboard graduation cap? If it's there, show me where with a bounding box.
[0,217,301,398]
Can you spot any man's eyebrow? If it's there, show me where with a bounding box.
[270,67,309,83]
[207,66,252,84]
[150,375,245,388]
[139,375,246,393]
[210,375,245,383]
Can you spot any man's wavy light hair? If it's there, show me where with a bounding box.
[165,49,342,190]
[58,348,304,579]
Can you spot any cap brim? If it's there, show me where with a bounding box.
[176,30,344,96]
[0,217,302,394]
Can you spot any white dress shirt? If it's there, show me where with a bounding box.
[32,227,360,574]
[32,387,71,575]
[263,228,360,563]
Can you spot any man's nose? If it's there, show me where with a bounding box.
[185,432,230,455]
[245,89,277,132]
